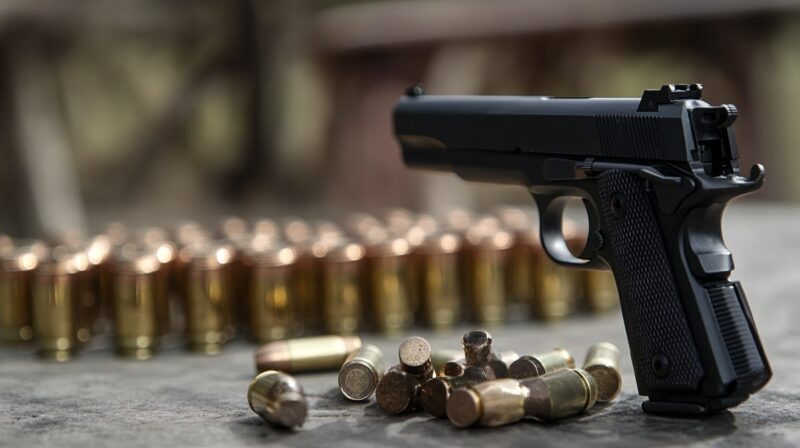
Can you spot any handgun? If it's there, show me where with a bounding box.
[393,84,771,415]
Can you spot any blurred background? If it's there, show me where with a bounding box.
[1,0,799,239]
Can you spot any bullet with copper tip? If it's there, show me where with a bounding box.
[376,366,420,415]
[420,375,474,418]
[509,348,576,379]
[248,370,308,429]
[255,335,362,373]
[582,342,622,403]
[339,344,385,401]
[398,336,434,378]
[0,240,46,343]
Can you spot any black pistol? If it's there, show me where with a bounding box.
[393,83,771,416]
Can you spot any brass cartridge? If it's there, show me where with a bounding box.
[182,241,234,354]
[292,235,342,335]
[248,370,308,429]
[420,375,475,418]
[583,270,619,313]
[463,224,512,325]
[376,365,421,415]
[447,378,527,428]
[494,206,536,305]
[509,348,576,379]
[530,220,582,320]
[320,239,365,334]
[447,369,598,427]
[432,349,463,376]
[248,242,298,342]
[146,238,177,336]
[53,246,94,345]
[0,240,45,342]
[255,335,362,373]
[32,251,80,361]
[416,231,462,330]
[85,235,112,334]
[366,236,413,334]
[520,368,598,420]
[582,342,622,402]
[338,344,385,401]
[111,245,161,359]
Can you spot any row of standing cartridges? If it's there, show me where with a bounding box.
[0,207,619,361]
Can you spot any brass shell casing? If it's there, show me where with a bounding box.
[521,368,598,420]
[582,270,619,313]
[530,219,584,320]
[0,241,45,342]
[366,237,413,334]
[182,241,234,354]
[582,342,622,403]
[32,254,79,361]
[416,231,462,330]
[509,348,576,379]
[338,344,385,401]
[151,240,176,336]
[247,243,298,343]
[255,335,362,373]
[494,206,536,305]
[447,378,527,428]
[320,240,365,335]
[447,369,598,427]
[248,370,308,429]
[463,225,512,325]
[111,246,161,359]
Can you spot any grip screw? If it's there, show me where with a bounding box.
[610,193,626,217]
[651,353,670,378]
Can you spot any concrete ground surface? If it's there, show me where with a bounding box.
[1,203,799,447]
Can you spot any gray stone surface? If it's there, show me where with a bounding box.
[2,204,800,447]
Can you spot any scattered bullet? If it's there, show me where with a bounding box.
[509,348,576,379]
[248,370,308,429]
[582,342,622,402]
[255,335,362,373]
[339,344,385,401]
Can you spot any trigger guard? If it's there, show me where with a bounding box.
[538,196,590,268]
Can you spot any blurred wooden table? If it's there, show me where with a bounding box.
[1,203,799,447]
